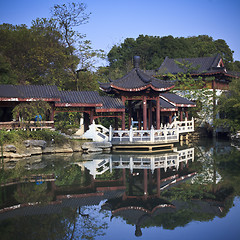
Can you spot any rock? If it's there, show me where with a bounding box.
[54,143,73,153]
[88,148,103,153]
[69,140,84,152]
[24,140,47,149]
[26,147,42,155]
[82,141,112,153]
[94,142,112,149]
[3,152,31,158]
[42,146,55,154]
[4,145,16,153]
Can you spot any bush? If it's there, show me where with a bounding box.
[1,129,67,145]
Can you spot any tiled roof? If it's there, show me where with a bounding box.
[160,98,177,111]
[160,93,196,107]
[158,54,223,75]
[0,85,20,98]
[0,85,125,111]
[99,68,174,92]
[57,90,125,110]
[17,85,60,99]
[0,85,60,100]
[58,91,102,104]
[96,95,125,110]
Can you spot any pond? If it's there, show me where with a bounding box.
[0,138,240,240]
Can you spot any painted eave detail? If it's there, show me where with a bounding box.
[0,97,60,102]
[109,83,175,92]
[55,103,102,107]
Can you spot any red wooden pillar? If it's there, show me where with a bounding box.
[180,162,184,170]
[121,97,126,130]
[122,112,125,130]
[156,97,160,129]
[90,108,94,124]
[122,168,126,186]
[157,168,161,197]
[180,108,183,121]
[185,110,189,120]
[148,101,152,129]
[114,117,119,130]
[50,104,55,121]
[144,169,148,200]
[128,100,132,129]
[137,108,141,130]
[143,96,147,130]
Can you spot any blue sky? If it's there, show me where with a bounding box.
[1,0,240,65]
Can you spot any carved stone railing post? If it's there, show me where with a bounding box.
[129,125,133,142]
[150,125,154,142]
[109,125,112,142]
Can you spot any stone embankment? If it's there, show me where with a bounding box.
[2,140,112,159]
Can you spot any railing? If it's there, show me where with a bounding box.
[109,126,178,143]
[111,148,194,173]
[83,159,110,179]
[109,118,194,143]
[169,118,195,133]
[83,148,195,176]
[0,121,54,130]
[83,121,109,142]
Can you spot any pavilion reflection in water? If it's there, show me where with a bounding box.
[83,147,225,237]
[0,146,230,238]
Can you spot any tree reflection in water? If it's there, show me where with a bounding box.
[0,139,240,239]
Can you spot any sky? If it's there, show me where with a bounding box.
[0,0,240,67]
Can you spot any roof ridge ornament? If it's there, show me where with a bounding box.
[133,56,140,68]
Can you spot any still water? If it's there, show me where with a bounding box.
[0,139,240,240]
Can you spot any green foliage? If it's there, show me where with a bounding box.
[14,182,53,204]
[12,101,51,123]
[228,60,240,72]
[55,164,82,186]
[215,78,240,132]
[216,148,240,195]
[54,112,82,134]
[161,180,216,201]
[77,70,99,91]
[0,22,76,86]
[0,129,66,145]
[0,2,105,90]
[0,53,17,84]
[107,34,234,78]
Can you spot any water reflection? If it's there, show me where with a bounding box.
[0,140,240,239]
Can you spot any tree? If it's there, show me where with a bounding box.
[51,2,105,89]
[106,34,235,79]
[0,22,76,87]
[51,2,90,49]
[0,2,105,90]
[215,78,240,132]
[0,53,17,84]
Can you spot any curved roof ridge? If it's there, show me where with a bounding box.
[136,68,152,83]
[99,67,174,92]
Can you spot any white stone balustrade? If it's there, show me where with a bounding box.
[109,118,194,143]
[83,148,195,177]
[111,148,194,173]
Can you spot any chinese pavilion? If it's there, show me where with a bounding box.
[99,56,195,130]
